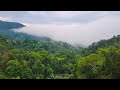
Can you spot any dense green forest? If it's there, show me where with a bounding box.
[0,34,120,79]
[0,20,120,79]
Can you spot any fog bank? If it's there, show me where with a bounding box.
[15,16,120,46]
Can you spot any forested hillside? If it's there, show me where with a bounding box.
[0,20,49,40]
[0,34,81,79]
[0,34,120,79]
[0,20,25,30]
[81,35,120,56]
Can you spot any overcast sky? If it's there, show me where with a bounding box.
[0,11,120,24]
[0,11,120,46]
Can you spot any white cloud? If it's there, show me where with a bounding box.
[27,11,112,18]
[15,15,120,47]
[27,11,110,19]
[27,11,103,18]
[53,11,82,18]
[27,11,47,15]
[0,11,120,24]
[0,17,12,21]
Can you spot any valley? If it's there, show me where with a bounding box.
[0,20,120,79]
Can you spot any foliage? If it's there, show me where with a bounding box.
[77,54,104,79]
[0,21,120,79]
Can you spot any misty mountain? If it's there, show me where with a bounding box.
[82,35,120,56]
[0,20,51,41]
[0,20,25,30]
[0,20,82,50]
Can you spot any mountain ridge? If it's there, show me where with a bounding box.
[0,20,25,30]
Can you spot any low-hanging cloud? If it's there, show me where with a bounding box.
[14,15,120,47]
[0,17,12,21]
